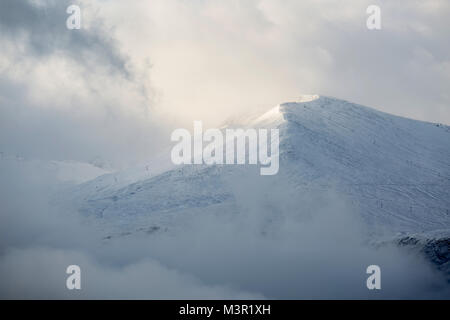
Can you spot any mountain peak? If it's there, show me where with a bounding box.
[280,94,346,109]
[296,94,321,102]
[249,94,341,128]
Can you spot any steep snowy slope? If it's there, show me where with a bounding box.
[275,96,450,234]
[64,95,450,240]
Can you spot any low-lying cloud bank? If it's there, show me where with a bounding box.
[0,248,263,299]
[0,161,448,299]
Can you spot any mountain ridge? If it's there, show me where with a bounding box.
[61,95,450,241]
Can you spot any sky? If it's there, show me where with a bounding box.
[0,0,450,166]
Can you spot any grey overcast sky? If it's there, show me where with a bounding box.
[1,0,449,163]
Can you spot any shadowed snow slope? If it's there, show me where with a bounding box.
[64,95,450,240]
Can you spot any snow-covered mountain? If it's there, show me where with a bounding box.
[62,95,450,256]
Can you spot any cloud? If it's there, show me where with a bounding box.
[0,0,173,167]
[0,0,127,74]
[0,162,448,299]
[0,248,263,299]
[87,0,450,125]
